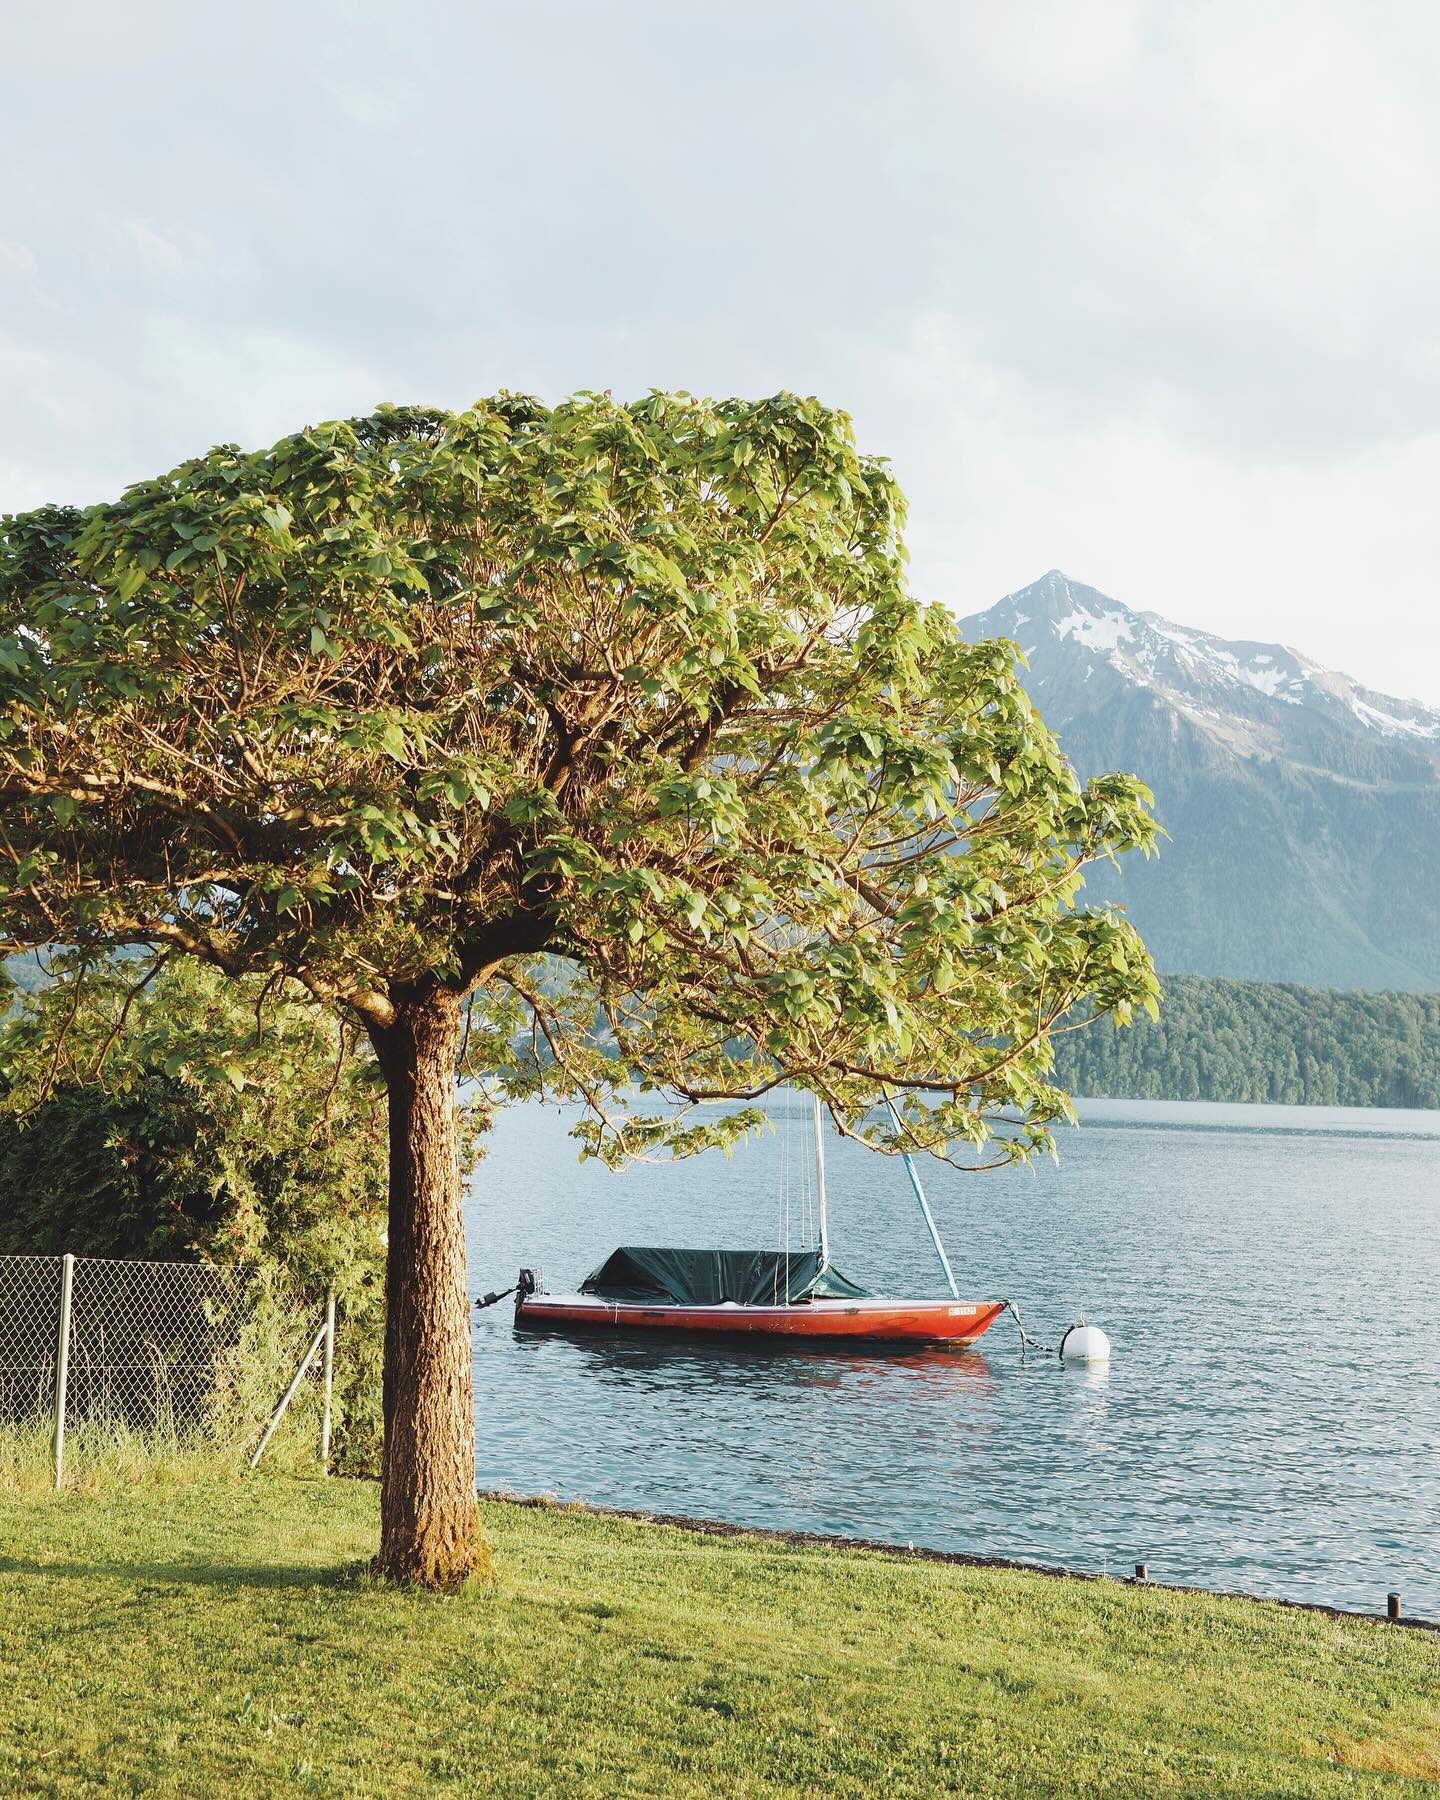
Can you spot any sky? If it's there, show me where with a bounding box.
[4,0,1440,704]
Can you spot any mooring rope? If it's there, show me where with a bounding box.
[1003,1299,1062,1356]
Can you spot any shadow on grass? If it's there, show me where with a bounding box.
[0,1554,376,1592]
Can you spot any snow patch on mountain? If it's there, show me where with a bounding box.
[1055,608,1134,651]
[956,571,1440,992]
[1205,648,1298,699]
[976,572,1440,751]
[1349,696,1440,740]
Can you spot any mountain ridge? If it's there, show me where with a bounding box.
[957,573,1440,992]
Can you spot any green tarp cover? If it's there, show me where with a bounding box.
[578,1247,869,1306]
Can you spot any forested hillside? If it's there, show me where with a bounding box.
[1054,976,1440,1108]
[2,952,47,996]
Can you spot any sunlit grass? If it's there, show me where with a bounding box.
[1,1474,1435,1797]
[0,1414,249,1497]
[0,1386,326,1499]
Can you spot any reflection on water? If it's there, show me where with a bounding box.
[467,1095,1440,1613]
[518,1326,1001,1397]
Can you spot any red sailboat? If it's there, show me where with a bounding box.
[511,1097,1005,1349]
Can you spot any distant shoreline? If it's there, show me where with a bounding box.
[1068,1093,1440,1134]
[1053,973,1440,1110]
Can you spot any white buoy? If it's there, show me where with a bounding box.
[1058,1322,1112,1362]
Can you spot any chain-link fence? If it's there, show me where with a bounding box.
[0,1252,333,1482]
[0,1255,62,1426]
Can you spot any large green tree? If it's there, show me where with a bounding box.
[0,392,1157,1585]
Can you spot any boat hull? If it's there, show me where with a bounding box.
[515,1294,1006,1346]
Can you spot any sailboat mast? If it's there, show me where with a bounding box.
[885,1098,960,1300]
[812,1092,830,1266]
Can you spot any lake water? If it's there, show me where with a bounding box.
[465,1095,1440,1617]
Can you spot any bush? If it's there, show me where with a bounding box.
[0,959,392,1473]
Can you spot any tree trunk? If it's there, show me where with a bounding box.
[368,988,491,1587]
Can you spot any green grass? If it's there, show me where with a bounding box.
[0,1416,249,1496]
[0,1477,1436,1797]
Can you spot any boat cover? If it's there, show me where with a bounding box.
[578,1247,869,1306]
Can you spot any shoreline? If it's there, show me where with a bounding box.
[481,1487,1440,1635]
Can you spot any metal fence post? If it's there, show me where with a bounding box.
[320,1288,336,1475]
[249,1315,328,1470]
[52,1253,75,1490]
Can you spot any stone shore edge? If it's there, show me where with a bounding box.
[478,1489,1440,1637]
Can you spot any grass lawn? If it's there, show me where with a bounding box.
[0,1476,1436,1797]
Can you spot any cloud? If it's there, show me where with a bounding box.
[0,240,39,278]
[118,219,193,278]
[1,0,1437,700]
[903,391,1440,706]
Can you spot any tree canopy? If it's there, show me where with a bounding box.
[0,391,1156,1161]
[0,390,1160,1583]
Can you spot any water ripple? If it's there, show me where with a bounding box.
[467,1095,1440,1615]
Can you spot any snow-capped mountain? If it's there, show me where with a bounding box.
[957,573,1440,992]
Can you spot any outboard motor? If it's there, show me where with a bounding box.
[475,1267,539,1313]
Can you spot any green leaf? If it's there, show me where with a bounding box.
[0,388,1159,1197]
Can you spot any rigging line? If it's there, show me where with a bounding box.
[812,1091,830,1268]
[884,1095,959,1300]
[780,1094,788,1301]
[790,1097,797,1263]
[775,1087,793,1303]
[800,1089,815,1261]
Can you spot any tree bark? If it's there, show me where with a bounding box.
[368,987,491,1587]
